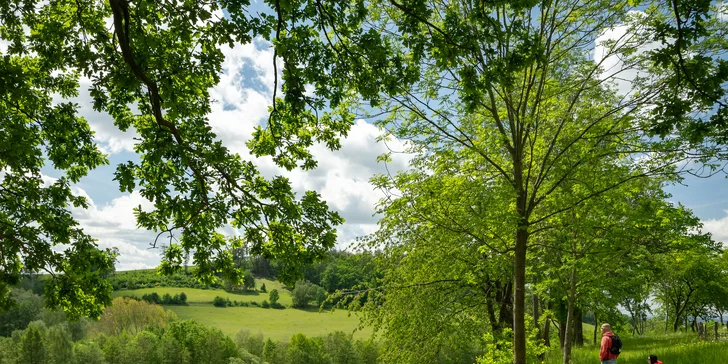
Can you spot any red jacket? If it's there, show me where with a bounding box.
[599,331,619,361]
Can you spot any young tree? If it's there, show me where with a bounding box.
[347,1,695,361]
[18,323,46,364]
[97,297,177,336]
[269,289,280,305]
[45,324,74,364]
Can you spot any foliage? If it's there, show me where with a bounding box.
[0,0,370,315]
[260,284,266,293]
[269,289,280,305]
[0,289,41,336]
[291,280,326,309]
[261,300,270,308]
[139,291,187,305]
[286,333,330,364]
[18,322,46,364]
[213,296,227,308]
[235,329,265,358]
[262,338,283,364]
[109,270,210,290]
[96,297,177,336]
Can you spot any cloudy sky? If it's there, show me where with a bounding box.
[30,6,728,271]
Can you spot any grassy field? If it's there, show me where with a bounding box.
[544,333,728,363]
[111,279,371,342]
[112,278,293,306]
[165,305,372,342]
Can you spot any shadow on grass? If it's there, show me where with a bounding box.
[223,290,261,297]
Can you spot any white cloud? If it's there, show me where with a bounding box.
[71,188,161,270]
[702,211,728,247]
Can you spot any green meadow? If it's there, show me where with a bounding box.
[165,305,371,342]
[545,333,728,364]
[111,278,294,306]
[110,279,372,342]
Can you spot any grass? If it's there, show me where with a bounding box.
[544,332,728,363]
[165,305,372,342]
[111,278,293,306]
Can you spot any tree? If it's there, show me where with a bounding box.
[164,320,238,364]
[96,297,177,335]
[269,289,280,305]
[46,324,74,364]
[18,323,46,364]
[345,1,696,361]
[73,341,107,364]
[0,0,377,315]
[260,283,267,293]
[242,272,255,291]
[124,331,162,364]
[291,280,325,309]
[323,332,358,364]
[285,334,330,364]
[262,338,283,364]
[0,289,42,336]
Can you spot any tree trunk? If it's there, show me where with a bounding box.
[487,291,499,333]
[562,266,577,364]
[673,307,683,332]
[574,308,584,346]
[533,293,541,341]
[593,312,598,345]
[499,283,514,330]
[715,322,719,340]
[558,319,566,349]
[544,301,553,347]
[513,215,528,364]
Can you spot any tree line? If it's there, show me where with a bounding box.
[0,293,379,364]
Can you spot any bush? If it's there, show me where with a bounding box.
[162,293,173,305]
[291,280,326,309]
[269,289,279,304]
[179,292,187,304]
[250,301,259,307]
[213,296,227,308]
[271,302,285,309]
[259,283,266,293]
[243,272,255,291]
[261,300,270,309]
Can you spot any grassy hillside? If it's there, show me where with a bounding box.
[112,278,293,306]
[165,305,372,342]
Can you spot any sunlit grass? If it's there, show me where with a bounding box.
[544,332,728,364]
[111,278,293,306]
[165,305,371,342]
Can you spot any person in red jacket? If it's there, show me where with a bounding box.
[599,323,620,364]
[648,354,663,364]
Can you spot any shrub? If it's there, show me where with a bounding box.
[269,289,279,304]
[261,300,270,309]
[179,292,187,304]
[271,302,285,309]
[243,271,255,291]
[162,293,173,305]
[250,301,259,307]
[259,283,266,293]
[213,296,227,308]
[291,280,326,308]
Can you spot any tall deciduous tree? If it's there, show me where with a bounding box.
[0,0,390,316]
